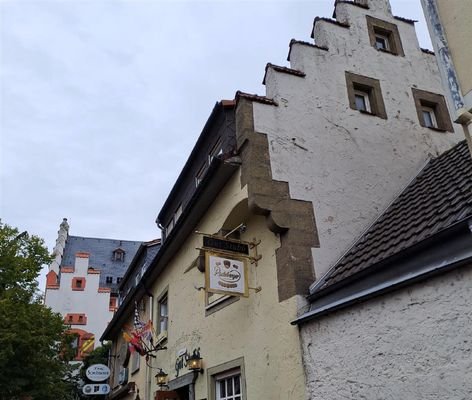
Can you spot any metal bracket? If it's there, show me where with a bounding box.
[248,286,262,293]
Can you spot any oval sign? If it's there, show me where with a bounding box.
[86,364,110,382]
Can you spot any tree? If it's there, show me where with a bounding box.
[0,221,77,400]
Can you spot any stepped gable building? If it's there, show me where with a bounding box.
[102,0,462,399]
[44,218,142,360]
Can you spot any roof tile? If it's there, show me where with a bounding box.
[312,141,472,293]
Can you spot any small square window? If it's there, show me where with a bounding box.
[422,107,437,128]
[346,72,387,119]
[375,34,390,51]
[354,90,371,113]
[106,276,113,284]
[412,88,454,132]
[366,16,404,56]
[116,277,122,284]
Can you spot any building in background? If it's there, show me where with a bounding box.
[44,218,142,360]
[421,0,472,153]
[101,0,464,399]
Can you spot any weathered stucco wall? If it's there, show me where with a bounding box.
[254,0,462,280]
[300,264,472,400]
[45,256,113,347]
[146,170,307,400]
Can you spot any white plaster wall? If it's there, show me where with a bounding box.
[253,2,463,280]
[45,257,113,347]
[300,265,472,400]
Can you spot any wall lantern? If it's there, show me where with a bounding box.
[187,348,203,373]
[155,369,168,387]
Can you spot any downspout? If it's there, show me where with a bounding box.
[421,0,472,157]
[142,282,154,400]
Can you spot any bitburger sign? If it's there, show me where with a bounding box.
[205,252,248,297]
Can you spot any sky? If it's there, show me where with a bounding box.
[0,0,432,289]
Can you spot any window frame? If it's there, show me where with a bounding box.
[130,351,140,375]
[71,277,86,291]
[209,138,223,164]
[207,358,246,400]
[366,15,404,56]
[156,288,169,342]
[412,88,454,132]
[215,370,242,400]
[195,164,207,187]
[345,71,387,119]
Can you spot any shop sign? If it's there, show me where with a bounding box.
[203,236,249,255]
[82,383,110,395]
[205,252,248,297]
[86,364,110,382]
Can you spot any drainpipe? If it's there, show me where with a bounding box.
[142,283,154,400]
[421,0,472,157]
[457,111,472,157]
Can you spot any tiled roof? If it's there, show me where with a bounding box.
[314,141,472,293]
[60,236,142,291]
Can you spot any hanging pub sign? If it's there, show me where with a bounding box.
[203,235,249,255]
[205,252,249,297]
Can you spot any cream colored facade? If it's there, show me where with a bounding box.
[106,167,308,400]
[147,172,305,399]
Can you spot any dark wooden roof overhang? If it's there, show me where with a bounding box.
[101,156,240,340]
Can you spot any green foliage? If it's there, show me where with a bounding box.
[0,221,77,400]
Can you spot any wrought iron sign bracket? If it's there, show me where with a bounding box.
[248,286,262,293]
[249,237,262,267]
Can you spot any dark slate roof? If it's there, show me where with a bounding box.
[313,140,472,294]
[60,236,142,292]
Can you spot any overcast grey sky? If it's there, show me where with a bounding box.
[0,0,432,289]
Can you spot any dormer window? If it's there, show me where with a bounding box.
[208,138,223,164]
[113,249,125,262]
[195,164,206,187]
